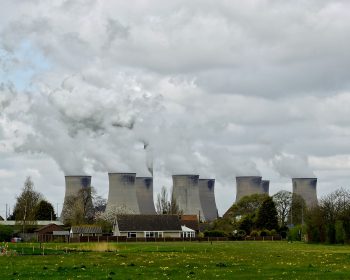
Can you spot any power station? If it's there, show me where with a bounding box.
[106,173,140,214]
[58,172,319,223]
[61,175,92,218]
[198,179,218,221]
[135,177,156,214]
[172,175,205,220]
[292,178,318,207]
[235,176,264,202]
[261,180,270,195]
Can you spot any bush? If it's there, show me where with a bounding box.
[288,225,306,241]
[335,221,345,244]
[250,230,259,237]
[0,225,13,241]
[270,229,277,236]
[232,230,246,239]
[204,230,227,237]
[260,229,270,237]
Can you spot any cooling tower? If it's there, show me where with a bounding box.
[292,178,318,207]
[198,179,218,221]
[172,175,204,220]
[235,176,263,202]
[135,177,156,214]
[61,175,92,218]
[107,173,140,214]
[261,180,270,195]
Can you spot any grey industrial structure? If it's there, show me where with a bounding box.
[292,178,318,207]
[172,175,205,221]
[198,179,218,221]
[61,175,92,218]
[135,177,156,214]
[235,176,264,202]
[106,173,140,214]
[261,180,270,195]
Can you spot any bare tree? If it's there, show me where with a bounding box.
[273,190,292,227]
[156,186,182,215]
[13,177,42,232]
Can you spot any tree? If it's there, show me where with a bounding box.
[13,177,42,232]
[156,186,182,215]
[256,196,279,231]
[94,196,107,213]
[35,200,56,221]
[156,186,169,214]
[303,188,350,244]
[61,187,95,226]
[0,225,13,241]
[288,194,307,226]
[224,193,268,220]
[273,190,292,227]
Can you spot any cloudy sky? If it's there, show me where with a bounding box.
[1,0,350,217]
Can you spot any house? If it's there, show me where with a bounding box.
[179,215,199,232]
[114,215,182,238]
[35,223,68,242]
[70,226,102,238]
[181,225,196,238]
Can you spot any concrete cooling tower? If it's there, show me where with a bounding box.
[172,175,204,220]
[107,173,140,214]
[292,178,318,207]
[198,179,218,221]
[61,175,92,218]
[235,176,263,202]
[135,177,156,214]
[261,180,270,195]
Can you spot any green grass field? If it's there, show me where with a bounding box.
[1,241,350,279]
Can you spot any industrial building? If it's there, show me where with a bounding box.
[198,179,218,221]
[61,175,92,219]
[106,173,140,214]
[235,176,264,202]
[292,178,318,207]
[172,175,205,221]
[135,177,156,214]
[261,180,270,195]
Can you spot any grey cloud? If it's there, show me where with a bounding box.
[0,1,350,216]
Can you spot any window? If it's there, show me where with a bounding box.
[128,232,137,238]
[145,232,163,238]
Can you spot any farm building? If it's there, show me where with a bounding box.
[113,215,183,238]
[35,223,69,242]
[70,226,102,238]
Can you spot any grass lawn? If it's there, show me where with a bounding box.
[0,241,350,279]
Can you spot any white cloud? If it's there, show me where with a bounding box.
[0,0,350,216]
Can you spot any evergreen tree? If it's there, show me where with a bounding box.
[256,197,279,230]
[35,200,56,220]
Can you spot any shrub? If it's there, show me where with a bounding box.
[335,220,345,244]
[0,225,13,241]
[250,230,259,237]
[260,229,270,237]
[204,230,227,237]
[270,229,277,236]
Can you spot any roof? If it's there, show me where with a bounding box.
[116,215,182,232]
[53,231,70,236]
[179,215,199,231]
[71,226,102,234]
[35,223,64,233]
[181,225,195,232]
[0,220,64,226]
